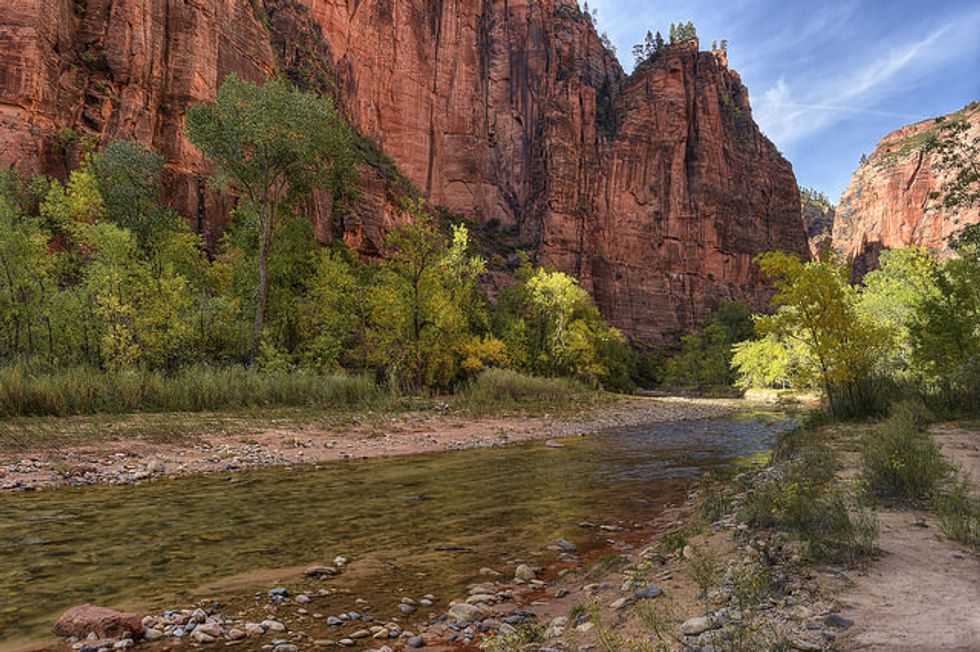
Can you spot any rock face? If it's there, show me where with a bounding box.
[801,192,835,259]
[0,0,807,342]
[834,103,980,276]
[53,604,143,640]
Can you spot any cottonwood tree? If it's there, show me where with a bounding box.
[186,75,355,365]
[371,199,488,389]
[754,252,887,417]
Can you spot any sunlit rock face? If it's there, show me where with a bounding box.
[834,104,980,277]
[0,0,807,342]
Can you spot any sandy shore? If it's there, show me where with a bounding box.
[0,396,743,493]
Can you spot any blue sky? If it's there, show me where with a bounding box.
[584,0,980,202]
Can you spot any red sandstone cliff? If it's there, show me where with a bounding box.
[834,103,980,275]
[0,0,808,342]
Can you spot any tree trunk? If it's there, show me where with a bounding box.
[250,211,272,367]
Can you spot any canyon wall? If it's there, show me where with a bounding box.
[834,103,980,275]
[0,0,808,342]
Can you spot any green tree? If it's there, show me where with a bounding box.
[857,247,941,379]
[186,75,355,365]
[909,226,980,397]
[371,199,487,389]
[302,247,376,371]
[754,252,887,417]
[663,302,753,389]
[0,187,57,360]
[494,257,629,387]
[92,141,182,247]
[731,335,793,391]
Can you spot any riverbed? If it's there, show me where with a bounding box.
[0,410,792,649]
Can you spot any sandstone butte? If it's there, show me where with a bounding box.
[833,102,980,276]
[0,0,809,343]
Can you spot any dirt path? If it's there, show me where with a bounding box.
[0,396,744,492]
[836,424,980,651]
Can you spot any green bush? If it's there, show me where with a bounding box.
[860,401,949,502]
[0,364,381,417]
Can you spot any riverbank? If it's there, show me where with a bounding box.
[0,396,742,493]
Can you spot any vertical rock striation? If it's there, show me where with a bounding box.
[0,0,807,342]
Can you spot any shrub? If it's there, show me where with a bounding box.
[743,449,877,565]
[455,368,585,407]
[860,401,948,502]
[935,473,980,551]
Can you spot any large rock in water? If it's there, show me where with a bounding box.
[53,604,143,640]
[0,0,808,342]
[833,103,980,277]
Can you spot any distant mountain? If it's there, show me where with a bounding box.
[800,187,835,258]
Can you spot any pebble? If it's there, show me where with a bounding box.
[556,539,577,552]
[419,599,434,608]
[824,614,854,629]
[466,594,496,605]
[399,604,416,614]
[448,604,485,624]
[262,619,286,632]
[327,617,343,626]
[339,639,355,647]
[274,645,299,652]
[634,585,663,600]
[190,630,215,643]
[351,630,370,639]
[143,628,164,641]
[295,594,311,604]
[680,615,717,636]
[407,636,426,648]
[305,565,339,578]
[514,564,536,582]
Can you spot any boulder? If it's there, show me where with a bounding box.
[54,605,143,640]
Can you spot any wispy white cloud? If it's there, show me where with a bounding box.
[754,13,978,146]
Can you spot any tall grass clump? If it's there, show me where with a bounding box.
[0,364,383,417]
[935,474,980,551]
[454,368,586,409]
[859,400,949,502]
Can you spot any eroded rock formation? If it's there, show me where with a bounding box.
[801,190,836,258]
[0,0,807,342]
[834,103,980,276]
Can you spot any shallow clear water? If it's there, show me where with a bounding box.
[0,411,792,646]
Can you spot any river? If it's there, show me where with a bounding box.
[0,410,793,648]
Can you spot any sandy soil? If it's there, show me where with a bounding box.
[836,424,980,651]
[0,397,742,492]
